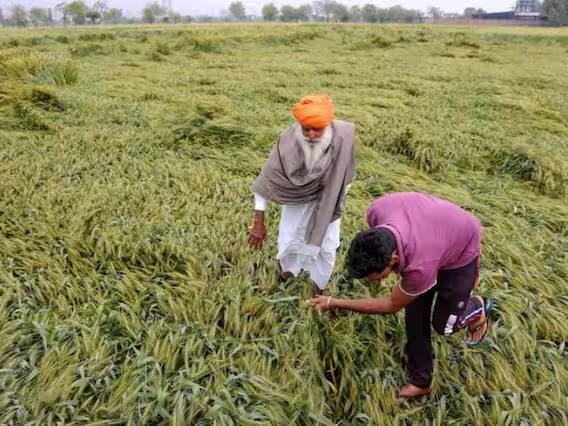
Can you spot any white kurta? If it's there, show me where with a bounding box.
[254,126,342,290]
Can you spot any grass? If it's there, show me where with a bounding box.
[0,23,567,424]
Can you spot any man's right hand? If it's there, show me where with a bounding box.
[249,212,267,250]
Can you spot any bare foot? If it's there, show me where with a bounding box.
[396,383,431,404]
[279,271,294,283]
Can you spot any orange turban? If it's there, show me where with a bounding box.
[292,94,335,129]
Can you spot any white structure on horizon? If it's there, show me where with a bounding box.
[515,0,541,17]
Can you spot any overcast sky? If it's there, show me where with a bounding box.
[0,0,518,18]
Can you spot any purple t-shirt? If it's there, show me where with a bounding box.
[366,192,482,296]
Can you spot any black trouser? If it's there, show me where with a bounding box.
[404,258,481,388]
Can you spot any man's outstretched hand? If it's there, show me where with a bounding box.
[306,295,335,312]
[307,286,417,315]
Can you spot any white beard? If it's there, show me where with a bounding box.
[295,125,333,171]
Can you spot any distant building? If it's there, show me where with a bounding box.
[516,0,541,15]
[481,0,546,21]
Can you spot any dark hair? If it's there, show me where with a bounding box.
[347,227,397,279]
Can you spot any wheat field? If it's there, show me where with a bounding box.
[0,23,567,424]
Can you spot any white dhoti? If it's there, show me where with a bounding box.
[277,202,340,290]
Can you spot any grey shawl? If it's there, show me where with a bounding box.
[252,119,356,247]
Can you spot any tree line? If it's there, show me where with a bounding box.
[1,0,567,27]
[0,1,124,26]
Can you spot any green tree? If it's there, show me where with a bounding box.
[349,5,362,22]
[464,7,477,17]
[85,10,101,24]
[427,6,444,19]
[142,2,166,23]
[297,4,312,20]
[262,3,278,21]
[91,0,108,21]
[10,4,28,27]
[543,0,568,24]
[313,0,335,21]
[464,7,486,17]
[65,0,88,24]
[103,8,122,23]
[29,7,49,26]
[170,12,182,22]
[331,2,349,22]
[280,4,311,21]
[280,5,296,21]
[362,4,378,22]
[229,2,246,20]
[56,2,69,24]
[388,6,422,22]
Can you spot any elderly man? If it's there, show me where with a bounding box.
[249,94,356,295]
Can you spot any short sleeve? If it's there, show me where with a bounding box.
[400,264,438,296]
[366,202,379,227]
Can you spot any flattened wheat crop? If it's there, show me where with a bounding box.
[0,23,567,424]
